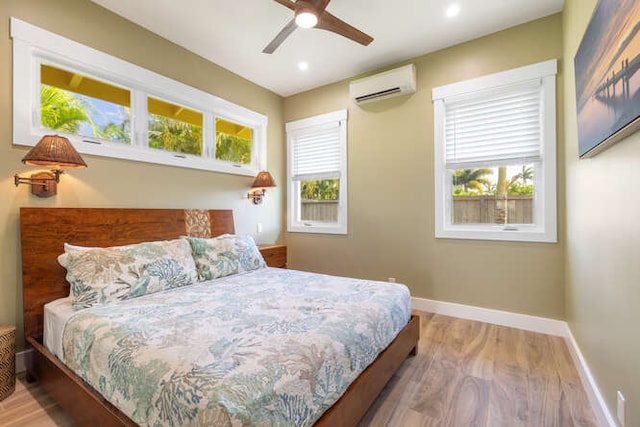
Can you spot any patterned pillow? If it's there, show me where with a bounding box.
[186,234,266,281]
[58,239,198,310]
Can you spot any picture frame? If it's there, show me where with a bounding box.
[574,0,640,157]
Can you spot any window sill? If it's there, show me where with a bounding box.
[15,134,259,177]
[436,226,556,243]
[288,223,347,235]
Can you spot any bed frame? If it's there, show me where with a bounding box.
[20,207,419,426]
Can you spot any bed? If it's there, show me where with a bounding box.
[20,208,419,426]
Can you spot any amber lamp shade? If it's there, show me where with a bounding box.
[248,171,276,204]
[14,135,88,198]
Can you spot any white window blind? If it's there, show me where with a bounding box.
[432,59,557,243]
[444,80,542,169]
[291,121,342,181]
[287,109,348,235]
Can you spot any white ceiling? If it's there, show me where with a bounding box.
[90,0,564,97]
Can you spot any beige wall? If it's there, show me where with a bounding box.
[0,0,285,351]
[4,2,636,420]
[284,14,565,320]
[563,1,640,425]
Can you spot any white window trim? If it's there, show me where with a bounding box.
[432,59,557,243]
[11,18,267,177]
[287,110,348,235]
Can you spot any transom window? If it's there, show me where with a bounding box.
[148,97,203,156]
[40,64,132,144]
[12,18,267,176]
[432,60,557,242]
[215,118,253,164]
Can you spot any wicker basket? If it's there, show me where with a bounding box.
[0,326,16,401]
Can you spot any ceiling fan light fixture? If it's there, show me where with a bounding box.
[295,11,318,28]
[446,4,460,18]
[264,0,374,54]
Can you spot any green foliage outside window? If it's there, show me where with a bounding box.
[99,122,130,144]
[41,85,91,134]
[452,166,534,196]
[148,115,202,155]
[40,86,259,161]
[301,179,339,200]
[40,85,131,143]
[452,168,493,193]
[215,133,251,164]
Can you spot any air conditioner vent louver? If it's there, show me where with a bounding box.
[354,87,402,103]
[350,64,416,104]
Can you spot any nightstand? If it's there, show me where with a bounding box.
[259,244,287,268]
[0,326,16,401]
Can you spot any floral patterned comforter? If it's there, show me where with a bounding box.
[62,267,412,426]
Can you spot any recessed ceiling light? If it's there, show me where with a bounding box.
[298,61,309,71]
[446,4,460,18]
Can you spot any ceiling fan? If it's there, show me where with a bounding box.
[263,0,374,54]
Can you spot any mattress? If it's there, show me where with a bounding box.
[49,267,411,426]
[44,296,74,362]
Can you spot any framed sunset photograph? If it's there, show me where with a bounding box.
[574,0,640,157]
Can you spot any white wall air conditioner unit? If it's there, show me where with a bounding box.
[350,64,416,104]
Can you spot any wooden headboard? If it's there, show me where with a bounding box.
[20,208,235,341]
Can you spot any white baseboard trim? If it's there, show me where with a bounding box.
[15,348,31,374]
[411,296,615,426]
[411,296,568,336]
[565,329,617,427]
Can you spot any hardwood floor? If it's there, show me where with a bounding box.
[0,373,74,426]
[0,312,597,426]
[360,313,598,426]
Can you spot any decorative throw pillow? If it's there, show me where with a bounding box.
[186,234,266,281]
[58,239,198,310]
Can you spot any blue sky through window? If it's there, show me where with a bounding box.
[75,94,130,143]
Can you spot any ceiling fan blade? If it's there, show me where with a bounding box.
[316,10,373,46]
[310,0,331,14]
[272,0,295,11]
[263,19,298,54]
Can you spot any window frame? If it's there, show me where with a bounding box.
[12,17,267,177]
[286,110,348,235]
[432,59,557,243]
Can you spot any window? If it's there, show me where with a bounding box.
[287,110,348,234]
[40,64,131,144]
[215,118,252,164]
[12,18,266,176]
[148,97,203,156]
[432,60,557,242]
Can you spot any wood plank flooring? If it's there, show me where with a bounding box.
[0,372,74,426]
[360,313,598,426]
[0,312,598,426]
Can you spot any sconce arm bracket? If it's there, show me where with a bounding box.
[14,170,62,197]
[248,188,267,205]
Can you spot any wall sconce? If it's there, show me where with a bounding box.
[14,134,88,198]
[248,171,276,205]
